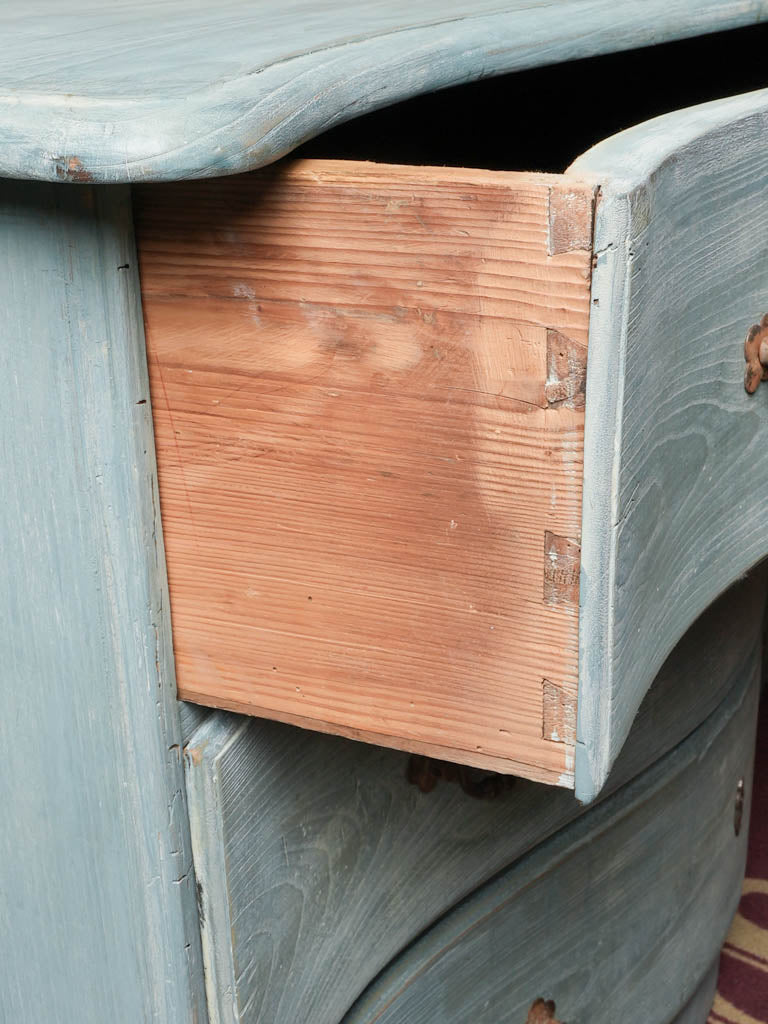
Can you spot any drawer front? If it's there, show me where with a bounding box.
[574,87,768,798]
[137,164,595,787]
[346,656,757,1024]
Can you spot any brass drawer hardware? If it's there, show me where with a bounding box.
[744,314,768,393]
[526,998,562,1023]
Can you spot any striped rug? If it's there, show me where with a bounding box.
[708,694,768,1024]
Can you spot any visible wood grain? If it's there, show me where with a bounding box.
[0,182,206,1023]
[184,568,766,1024]
[179,700,213,743]
[345,653,758,1024]
[1,1,765,182]
[137,161,594,786]
[571,87,768,800]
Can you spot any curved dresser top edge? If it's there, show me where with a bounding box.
[0,0,766,183]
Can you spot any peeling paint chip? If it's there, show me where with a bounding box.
[542,680,576,745]
[54,155,94,183]
[543,530,580,605]
[545,330,587,408]
[548,186,594,255]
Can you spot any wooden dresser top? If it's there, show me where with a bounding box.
[0,0,765,183]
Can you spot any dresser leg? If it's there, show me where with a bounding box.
[0,182,206,1023]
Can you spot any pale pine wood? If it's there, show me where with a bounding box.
[137,160,594,786]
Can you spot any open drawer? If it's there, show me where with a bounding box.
[135,86,768,801]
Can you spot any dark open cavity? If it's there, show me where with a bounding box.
[296,22,768,172]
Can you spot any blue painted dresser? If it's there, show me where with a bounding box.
[3,5,768,1021]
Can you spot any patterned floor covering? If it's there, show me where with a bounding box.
[708,694,768,1024]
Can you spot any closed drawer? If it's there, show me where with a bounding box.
[136,85,768,799]
[183,573,765,1024]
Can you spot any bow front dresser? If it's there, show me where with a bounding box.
[3,4,768,1022]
